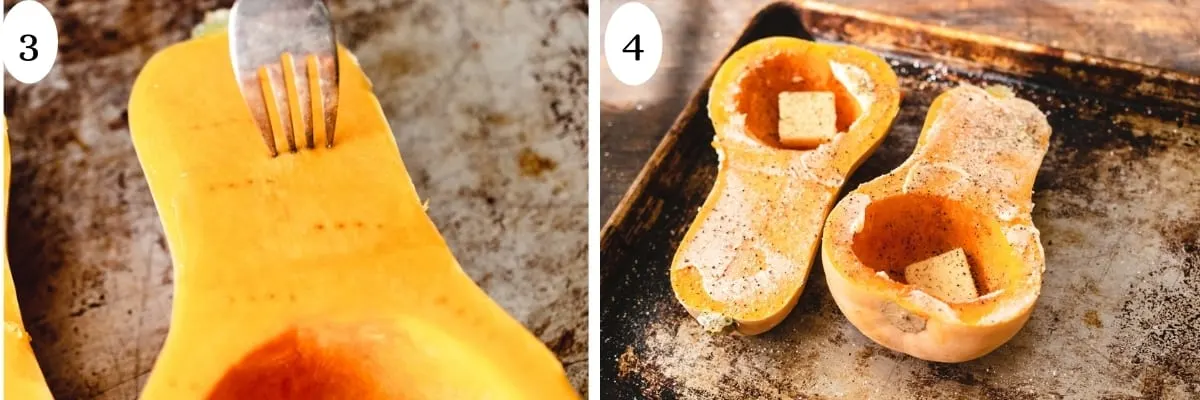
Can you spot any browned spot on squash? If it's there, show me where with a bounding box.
[882,301,926,333]
[721,240,765,280]
[1083,310,1103,328]
[616,346,638,379]
[518,147,557,177]
[207,328,386,400]
[377,49,428,78]
[482,112,511,125]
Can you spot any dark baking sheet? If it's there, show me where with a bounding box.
[600,2,1200,399]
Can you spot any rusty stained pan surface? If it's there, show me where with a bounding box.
[600,2,1200,399]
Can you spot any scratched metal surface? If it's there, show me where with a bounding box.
[3,0,587,398]
[600,3,1200,399]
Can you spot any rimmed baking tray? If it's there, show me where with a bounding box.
[600,1,1200,398]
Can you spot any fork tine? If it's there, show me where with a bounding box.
[282,52,315,149]
[263,64,297,153]
[240,75,278,157]
[315,53,339,148]
[305,55,322,148]
[230,0,338,155]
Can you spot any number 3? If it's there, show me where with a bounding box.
[19,34,38,62]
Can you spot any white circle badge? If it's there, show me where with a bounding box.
[604,2,662,86]
[2,0,58,84]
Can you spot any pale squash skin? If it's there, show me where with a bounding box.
[129,33,578,399]
[822,85,1051,363]
[670,37,900,335]
[3,120,56,399]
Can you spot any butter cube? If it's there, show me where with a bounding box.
[904,248,979,303]
[778,91,837,149]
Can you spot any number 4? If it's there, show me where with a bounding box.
[623,34,643,61]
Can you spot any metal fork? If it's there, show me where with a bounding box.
[229,0,339,157]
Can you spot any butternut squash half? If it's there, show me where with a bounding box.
[3,119,56,400]
[670,37,901,335]
[128,33,578,399]
[821,84,1051,362]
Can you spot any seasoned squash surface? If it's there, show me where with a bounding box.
[822,84,1051,362]
[670,37,901,335]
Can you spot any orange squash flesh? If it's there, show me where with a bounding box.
[670,37,901,335]
[821,84,1051,362]
[3,120,56,399]
[129,33,578,399]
